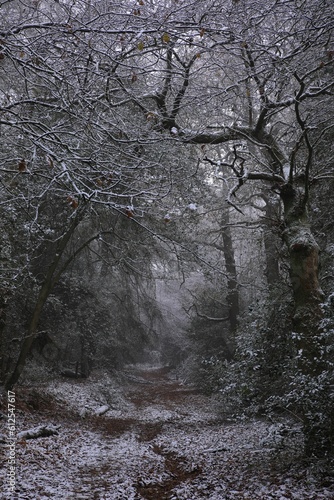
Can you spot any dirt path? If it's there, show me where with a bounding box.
[123,366,210,499]
[1,365,334,499]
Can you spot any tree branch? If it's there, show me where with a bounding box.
[293,72,314,204]
[191,303,229,322]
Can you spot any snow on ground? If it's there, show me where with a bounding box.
[1,364,334,499]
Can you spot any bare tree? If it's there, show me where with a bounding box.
[100,0,333,454]
[0,0,176,388]
[1,0,334,455]
[140,0,333,372]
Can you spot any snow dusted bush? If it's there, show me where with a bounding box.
[218,290,295,414]
[20,356,56,385]
[281,294,334,457]
[180,354,230,394]
[179,284,235,392]
[218,289,334,458]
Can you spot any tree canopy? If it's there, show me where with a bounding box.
[1,0,334,458]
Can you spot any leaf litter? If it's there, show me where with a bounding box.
[1,364,334,499]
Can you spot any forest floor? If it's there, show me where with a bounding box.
[1,364,334,499]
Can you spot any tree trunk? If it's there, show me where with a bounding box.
[263,197,281,285]
[5,281,53,390]
[280,183,331,456]
[5,209,85,390]
[280,183,323,374]
[221,210,239,335]
[0,287,9,383]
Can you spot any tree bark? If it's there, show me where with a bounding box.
[221,210,239,335]
[280,183,330,457]
[0,287,9,383]
[280,183,324,375]
[5,209,85,390]
[5,280,54,390]
[263,197,281,285]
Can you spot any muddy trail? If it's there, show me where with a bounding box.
[1,365,334,499]
[124,366,207,499]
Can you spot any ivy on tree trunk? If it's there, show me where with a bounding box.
[281,183,324,374]
[280,183,332,456]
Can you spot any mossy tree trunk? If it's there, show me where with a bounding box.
[280,183,324,375]
[263,196,281,286]
[280,183,332,456]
